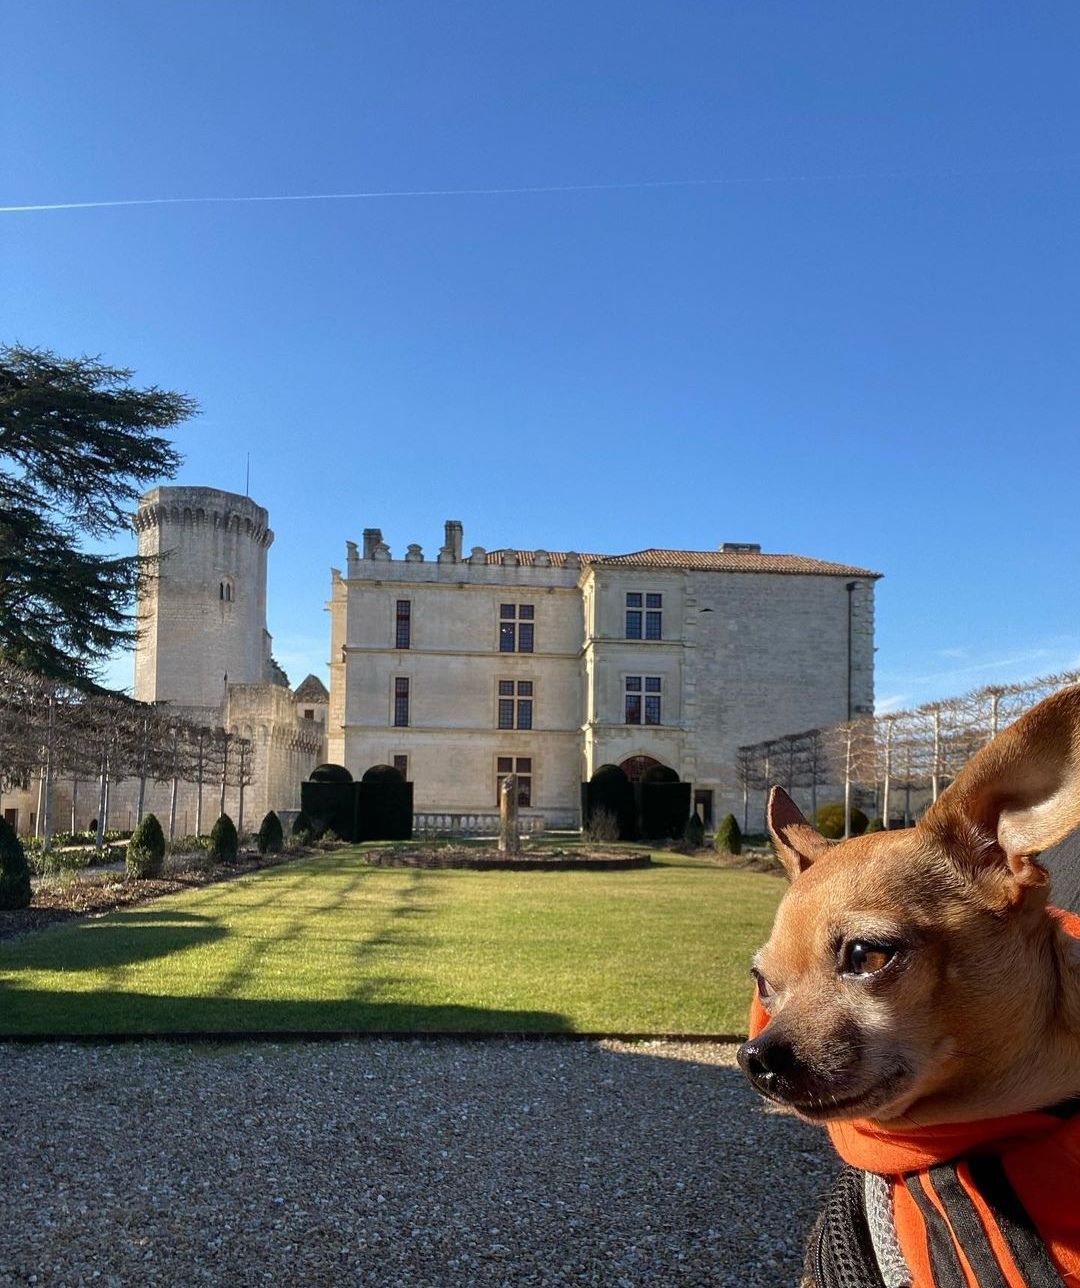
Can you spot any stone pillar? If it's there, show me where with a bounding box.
[498,775,520,854]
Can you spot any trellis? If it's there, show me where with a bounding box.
[0,660,255,844]
[736,669,1080,837]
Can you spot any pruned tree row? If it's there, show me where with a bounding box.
[0,659,255,845]
[736,668,1080,836]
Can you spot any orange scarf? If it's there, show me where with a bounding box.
[748,910,1080,1286]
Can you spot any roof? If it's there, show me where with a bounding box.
[484,547,881,578]
[293,673,330,702]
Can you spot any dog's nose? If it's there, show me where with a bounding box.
[737,1033,796,1092]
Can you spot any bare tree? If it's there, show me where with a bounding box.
[736,667,1080,831]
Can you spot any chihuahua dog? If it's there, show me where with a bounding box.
[737,685,1080,1286]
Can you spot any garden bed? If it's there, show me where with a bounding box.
[363,845,652,871]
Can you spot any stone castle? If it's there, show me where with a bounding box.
[3,487,879,837]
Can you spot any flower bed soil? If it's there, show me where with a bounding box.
[363,846,652,871]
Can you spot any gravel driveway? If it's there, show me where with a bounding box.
[0,1039,835,1287]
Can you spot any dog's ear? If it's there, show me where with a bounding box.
[767,786,830,882]
[920,685,1080,902]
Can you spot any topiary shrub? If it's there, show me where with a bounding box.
[291,810,315,842]
[361,763,405,783]
[684,813,706,848]
[641,763,680,785]
[583,764,637,841]
[0,815,31,910]
[257,810,283,855]
[126,813,166,879]
[309,763,353,783]
[814,802,868,839]
[210,813,239,863]
[356,764,412,840]
[714,813,742,856]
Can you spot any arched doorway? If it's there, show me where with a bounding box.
[619,754,666,783]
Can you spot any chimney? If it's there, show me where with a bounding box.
[439,519,463,564]
[720,542,761,554]
[362,528,383,560]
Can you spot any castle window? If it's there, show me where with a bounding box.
[496,755,532,806]
[395,600,411,649]
[499,603,535,653]
[303,708,314,720]
[393,754,409,778]
[497,679,534,730]
[393,677,410,727]
[219,580,234,603]
[626,591,661,639]
[625,676,662,725]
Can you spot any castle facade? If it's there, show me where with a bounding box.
[328,521,879,829]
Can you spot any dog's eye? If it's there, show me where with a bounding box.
[843,942,895,976]
[751,968,776,1004]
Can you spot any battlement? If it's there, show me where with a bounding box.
[134,486,273,548]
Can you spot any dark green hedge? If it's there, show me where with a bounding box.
[258,811,284,854]
[637,781,692,839]
[0,816,31,910]
[301,781,359,841]
[581,764,637,840]
[356,778,413,841]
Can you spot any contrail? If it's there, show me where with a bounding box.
[1,158,1077,215]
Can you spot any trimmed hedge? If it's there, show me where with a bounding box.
[300,781,356,841]
[257,811,283,855]
[361,764,404,783]
[126,813,166,880]
[815,802,869,839]
[581,765,636,841]
[356,770,413,842]
[638,781,691,839]
[291,810,314,839]
[684,813,706,848]
[715,813,742,856]
[210,813,239,863]
[309,763,353,783]
[0,816,31,910]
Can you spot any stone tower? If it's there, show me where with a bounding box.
[133,486,275,714]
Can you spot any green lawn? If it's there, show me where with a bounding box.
[0,849,782,1037]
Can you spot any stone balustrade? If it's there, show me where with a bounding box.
[413,812,546,836]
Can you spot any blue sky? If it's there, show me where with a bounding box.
[4,2,1080,710]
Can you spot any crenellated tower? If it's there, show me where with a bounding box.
[133,486,275,714]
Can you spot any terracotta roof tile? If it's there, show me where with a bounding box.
[484,547,880,578]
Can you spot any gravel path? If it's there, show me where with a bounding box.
[0,1039,836,1287]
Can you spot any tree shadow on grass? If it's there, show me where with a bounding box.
[0,865,571,1036]
[0,987,573,1038]
[2,909,227,974]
